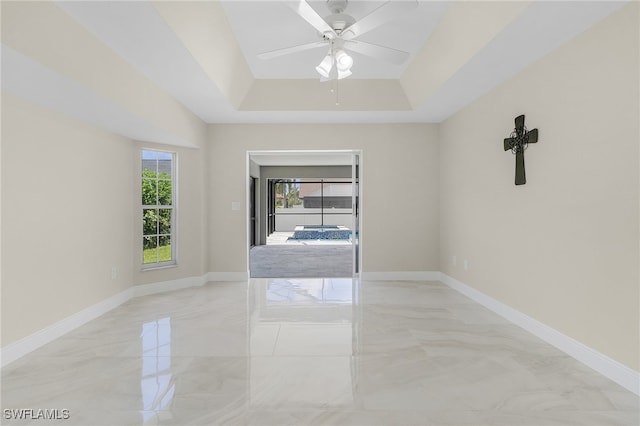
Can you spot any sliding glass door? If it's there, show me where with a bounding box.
[268,178,353,232]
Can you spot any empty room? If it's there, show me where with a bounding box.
[1,1,638,425]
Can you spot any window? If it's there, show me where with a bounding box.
[142,150,175,268]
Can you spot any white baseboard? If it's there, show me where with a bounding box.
[1,288,133,368]
[361,271,440,281]
[206,271,250,282]
[132,275,208,297]
[439,273,640,396]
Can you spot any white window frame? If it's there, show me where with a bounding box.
[141,149,177,270]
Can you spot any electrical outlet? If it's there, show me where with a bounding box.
[452,255,457,266]
[463,260,468,270]
[111,267,118,280]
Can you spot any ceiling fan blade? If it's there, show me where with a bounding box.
[504,137,515,151]
[344,40,410,65]
[287,0,336,38]
[527,128,539,143]
[258,41,327,60]
[341,0,418,40]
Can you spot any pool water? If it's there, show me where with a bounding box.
[290,225,352,240]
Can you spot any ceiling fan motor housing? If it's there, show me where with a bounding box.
[326,13,356,34]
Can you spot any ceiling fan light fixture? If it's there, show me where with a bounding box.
[261,0,417,83]
[315,54,333,78]
[337,69,352,80]
[335,49,353,72]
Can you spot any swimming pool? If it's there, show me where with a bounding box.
[289,225,352,241]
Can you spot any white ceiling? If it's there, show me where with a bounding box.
[2,0,629,140]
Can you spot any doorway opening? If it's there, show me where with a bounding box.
[247,151,361,278]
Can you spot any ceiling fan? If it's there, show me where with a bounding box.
[258,0,418,81]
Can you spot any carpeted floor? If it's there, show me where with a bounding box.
[250,244,353,278]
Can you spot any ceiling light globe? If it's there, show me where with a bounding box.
[335,50,353,72]
[315,55,333,78]
[337,69,352,80]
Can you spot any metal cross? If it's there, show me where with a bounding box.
[503,114,539,185]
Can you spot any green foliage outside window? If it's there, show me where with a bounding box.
[142,167,173,264]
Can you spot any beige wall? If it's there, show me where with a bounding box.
[439,4,639,370]
[1,94,208,346]
[207,124,440,275]
[1,94,135,346]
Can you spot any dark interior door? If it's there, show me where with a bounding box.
[267,179,275,235]
[249,177,256,247]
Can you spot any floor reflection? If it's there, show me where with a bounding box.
[265,278,355,305]
[140,317,175,421]
[248,278,359,409]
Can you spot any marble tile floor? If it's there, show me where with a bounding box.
[1,279,638,425]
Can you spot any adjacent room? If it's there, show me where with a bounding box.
[248,152,359,278]
[1,1,638,425]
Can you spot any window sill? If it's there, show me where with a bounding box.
[141,263,178,272]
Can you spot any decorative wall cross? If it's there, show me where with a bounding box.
[503,114,539,185]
